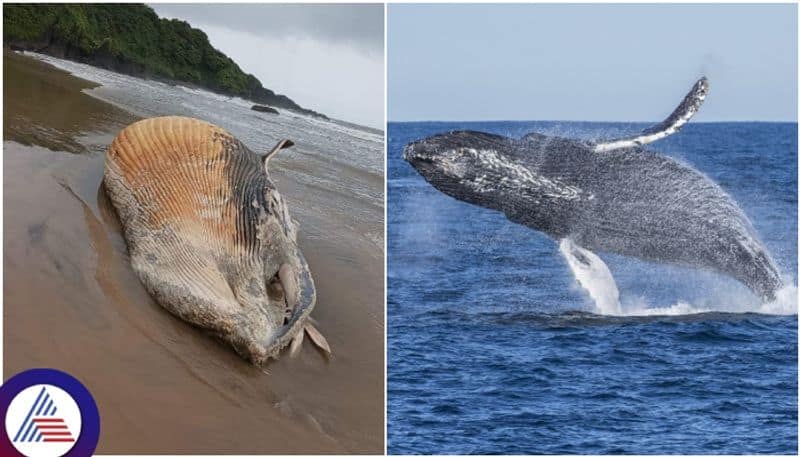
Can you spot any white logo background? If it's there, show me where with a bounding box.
[4,384,82,457]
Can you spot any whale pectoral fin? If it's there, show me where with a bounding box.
[559,239,621,315]
[289,327,305,357]
[304,322,331,355]
[263,139,295,168]
[593,77,709,152]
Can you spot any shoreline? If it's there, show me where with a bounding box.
[11,48,390,134]
[4,2,329,121]
[21,49,385,140]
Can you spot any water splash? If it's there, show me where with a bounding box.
[760,283,798,315]
[560,238,797,317]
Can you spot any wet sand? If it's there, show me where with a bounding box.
[3,51,384,453]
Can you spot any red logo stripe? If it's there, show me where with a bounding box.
[31,416,76,443]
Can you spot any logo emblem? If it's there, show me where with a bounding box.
[0,369,99,457]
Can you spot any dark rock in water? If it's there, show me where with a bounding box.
[251,104,279,115]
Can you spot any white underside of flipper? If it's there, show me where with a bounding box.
[559,238,621,315]
[593,77,709,152]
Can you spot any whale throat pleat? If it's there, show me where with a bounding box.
[105,117,275,321]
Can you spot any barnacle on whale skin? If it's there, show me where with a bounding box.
[103,116,330,364]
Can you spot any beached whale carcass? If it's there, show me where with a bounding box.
[403,78,783,301]
[104,116,329,363]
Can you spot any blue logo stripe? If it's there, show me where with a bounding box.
[35,393,49,415]
[20,414,38,442]
[13,386,45,442]
[21,392,50,442]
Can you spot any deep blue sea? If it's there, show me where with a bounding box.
[387,121,798,454]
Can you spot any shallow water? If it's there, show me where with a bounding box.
[4,51,384,453]
[387,120,797,453]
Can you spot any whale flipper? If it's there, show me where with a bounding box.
[559,239,621,315]
[263,138,295,165]
[593,77,709,152]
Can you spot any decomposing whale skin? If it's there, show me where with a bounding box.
[104,116,328,364]
[403,78,783,301]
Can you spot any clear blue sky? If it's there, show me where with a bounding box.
[388,4,797,122]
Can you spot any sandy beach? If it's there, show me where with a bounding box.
[3,51,384,453]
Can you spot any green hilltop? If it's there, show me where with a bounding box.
[3,3,326,118]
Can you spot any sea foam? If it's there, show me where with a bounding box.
[560,238,797,316]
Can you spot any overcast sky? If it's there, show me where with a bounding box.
[151,4,384,129]
[389,4,797,122]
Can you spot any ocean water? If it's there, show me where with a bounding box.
[387,121,798,454]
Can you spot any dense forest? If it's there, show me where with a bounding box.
[3,4,326,118]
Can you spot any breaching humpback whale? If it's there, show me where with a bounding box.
[403,78,783,301]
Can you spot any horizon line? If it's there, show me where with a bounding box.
[387,119,799,124]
